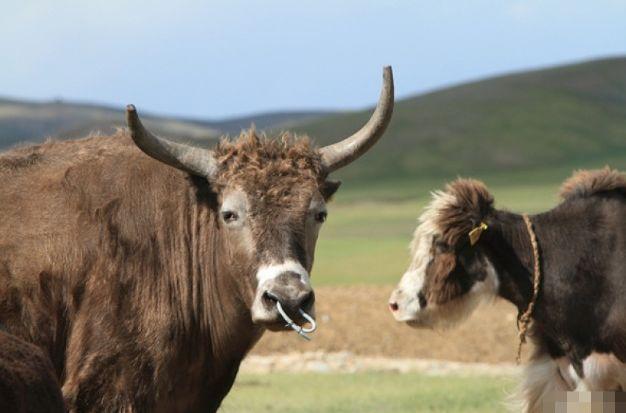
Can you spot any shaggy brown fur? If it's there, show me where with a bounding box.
[0,330,65,413]
[559,166,626,201]
[0,129,338,412]
[213,131,325,190]
[436,178,495,246]
[427,251,462,305]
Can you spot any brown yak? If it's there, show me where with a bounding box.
[0,329,65,413]
[0,67,393,412]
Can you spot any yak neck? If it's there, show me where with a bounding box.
[480,210,537,313]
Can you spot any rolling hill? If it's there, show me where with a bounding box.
[0,97,331,149]
[2,57,625,193]
[295,57,626,189]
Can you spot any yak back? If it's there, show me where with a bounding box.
[559,167,626,201]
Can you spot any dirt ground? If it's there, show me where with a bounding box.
[241,352,519,375]
[252,285,524,364]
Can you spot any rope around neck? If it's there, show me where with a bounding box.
[517,214,542,364]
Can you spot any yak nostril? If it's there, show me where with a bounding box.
[389,302,399,312]
[263,291,279,303]
[262,289,313,313]
[298,291,315,310]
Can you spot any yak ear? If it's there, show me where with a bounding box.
[321,180,341,200]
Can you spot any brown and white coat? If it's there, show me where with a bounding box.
[390,168,626,412]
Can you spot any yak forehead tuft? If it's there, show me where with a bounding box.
[435,178,494,246]
[559,167,626,201]
[408,178,494,268]
[212,130,325,204]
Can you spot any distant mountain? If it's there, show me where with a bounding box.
[3,57,626,190]
[295,56,626,184]
[0,97,333,150]
[204,111,334,136]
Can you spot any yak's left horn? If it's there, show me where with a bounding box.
[319,66,394,172]
[126,105,218,178]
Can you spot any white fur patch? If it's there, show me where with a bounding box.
[580,353,626,390]
[390,191,455,321]
[511,353,626,412]
[511,355,569,413]
[256,260,310,286]
[407,190,456,271]
[562,353,626,391]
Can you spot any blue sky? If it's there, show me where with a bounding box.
[2,1,626,119]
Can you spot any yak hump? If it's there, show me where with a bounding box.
[559,167,626,201]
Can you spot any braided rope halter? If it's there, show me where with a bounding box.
[516,214,542,363]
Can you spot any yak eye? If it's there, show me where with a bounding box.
[435,241,448,253]
[418,291,427,309]
[221,211,238,223]
[315,211,328,223]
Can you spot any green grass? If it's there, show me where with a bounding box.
[220,373,515,413]
[312,176,560,286]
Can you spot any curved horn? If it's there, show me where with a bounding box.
[126,105,217,178]
[319,66,394,172]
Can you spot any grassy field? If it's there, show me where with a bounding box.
[221,373,515,413]
[312,173,562,286]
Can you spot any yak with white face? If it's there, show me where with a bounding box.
[389,179,499,328]
[0,68,393,412]
[390,169,626,412]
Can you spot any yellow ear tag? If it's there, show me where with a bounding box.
[468,222,488,246]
